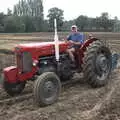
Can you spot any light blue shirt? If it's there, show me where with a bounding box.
[67,32,84,44]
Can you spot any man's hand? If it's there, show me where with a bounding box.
[74,41,81,45]
[69,40,81,45]
[65,40,74,44]
[66,40,81,46]
[69,40,75,44]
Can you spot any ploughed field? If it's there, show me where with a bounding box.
[0,32,120,120]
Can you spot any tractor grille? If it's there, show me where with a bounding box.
[17,52,32,73]
[17,53,22,70]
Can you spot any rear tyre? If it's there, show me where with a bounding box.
[83,40,112,87]
[4,81,26,96]
[34,72,61,106]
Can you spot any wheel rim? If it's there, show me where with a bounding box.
[96,53,111,80]
[42,79,58,101]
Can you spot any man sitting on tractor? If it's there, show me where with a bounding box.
[66,25,84,65]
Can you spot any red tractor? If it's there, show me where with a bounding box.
[2,21,112,106]
[2,38,112,106]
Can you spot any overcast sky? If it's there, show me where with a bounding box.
[0,0,119,20]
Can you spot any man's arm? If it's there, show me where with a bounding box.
[67,34,72,41]
[65,34,72,43]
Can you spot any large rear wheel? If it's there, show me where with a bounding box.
[83,40,112,87]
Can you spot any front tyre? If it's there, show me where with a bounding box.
[83,40,112,87]
[33,72,61,106]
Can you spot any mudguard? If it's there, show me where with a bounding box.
[3,66,18,83]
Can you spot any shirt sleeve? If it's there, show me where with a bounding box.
[78,33,84,44]
[67,34,72,41]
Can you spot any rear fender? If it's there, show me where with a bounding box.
[79,38,98,64]
[81,38,99,51]
[3,66,18,83]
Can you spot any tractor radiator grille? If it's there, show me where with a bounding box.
[17,53,22,71]
[17,52,32,73]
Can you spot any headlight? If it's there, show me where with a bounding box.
[33,60,38,66]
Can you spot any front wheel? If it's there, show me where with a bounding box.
[33,72,61,106]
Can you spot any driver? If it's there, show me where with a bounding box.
[66,25,84,64]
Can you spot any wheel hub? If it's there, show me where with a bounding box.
[97,54,108,71]
[96,54,109,80]
[43,81,56,99]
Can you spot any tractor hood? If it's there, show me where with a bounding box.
[14,41,69,55]
[19,42,55,48]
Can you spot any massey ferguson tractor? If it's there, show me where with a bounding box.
[2,19,113,106]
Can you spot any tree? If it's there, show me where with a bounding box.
[75,15,88,31]
[62,20,76,31]
[96,12,114,31]
[7,8,12,16]
[22,16,36,32]
[42,20,49,32]
[47,7,64,31]
[13,0,44,32]
[4,16,25,33]
[0,13,5,32]
[0,13,5,25]
[13,0,43,17]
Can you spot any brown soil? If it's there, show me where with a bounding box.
[0,32,120,120]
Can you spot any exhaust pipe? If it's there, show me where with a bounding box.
[54,19,59,62]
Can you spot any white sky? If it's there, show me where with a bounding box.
[0,0,119,20]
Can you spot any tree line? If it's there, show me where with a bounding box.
[0,0,119,33]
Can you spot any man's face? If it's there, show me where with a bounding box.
[71,27,77,33]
